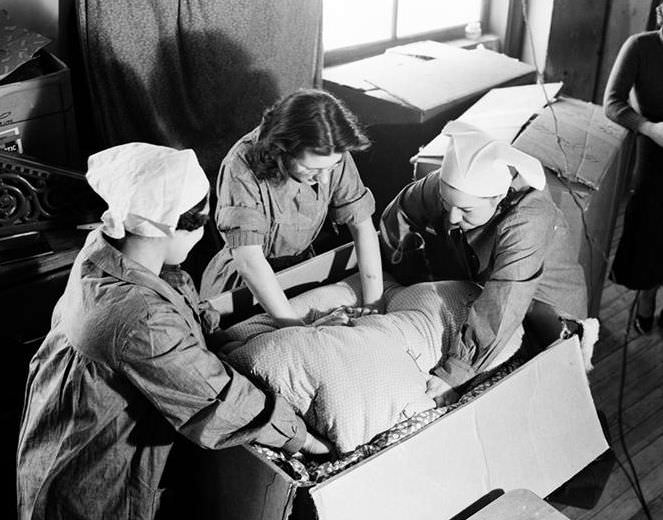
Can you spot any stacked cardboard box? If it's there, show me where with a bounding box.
[0,15,79,166]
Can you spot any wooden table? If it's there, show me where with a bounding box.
[323,41,536,126]
[467,489,570,519]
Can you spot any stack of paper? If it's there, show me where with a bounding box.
[414,82,563,163]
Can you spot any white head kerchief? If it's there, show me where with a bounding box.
[86,142,209,239]
[438,120,546,197]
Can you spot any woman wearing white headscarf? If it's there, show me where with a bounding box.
[16,143,326,520]
[380,121,591,405]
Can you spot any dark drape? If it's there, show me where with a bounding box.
[76,0,323,283]
[76,0,323,176]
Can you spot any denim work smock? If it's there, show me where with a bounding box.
[200,128,375,298]
[380,170,588,388]
[16,228,306,520]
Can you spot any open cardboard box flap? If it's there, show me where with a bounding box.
[308,337,606,519]
[192,335,607,520]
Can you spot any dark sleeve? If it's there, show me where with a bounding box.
[329,152,375,225]
[604,35,646,131]
[432,200,556,387]
[118,300,306,453]
[379,171,445,254]
[215,154,269,249]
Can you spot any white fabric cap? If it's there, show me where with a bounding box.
[86,142,209,238]
[438,120,546,197]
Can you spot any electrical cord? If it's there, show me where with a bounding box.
[520,1,652,517]
[614,291,653,519]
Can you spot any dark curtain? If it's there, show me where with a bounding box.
[77,0,322,174]
[76,0,323,282]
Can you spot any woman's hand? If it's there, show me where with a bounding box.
[343,305,381,318]
[301,431,334,456]
[425,375,459,407]
[306,307,352,327]
[639,121,663,147]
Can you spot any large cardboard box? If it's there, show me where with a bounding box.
[0,51,79,167]
[513,97,629,317]
[185,336,607,520]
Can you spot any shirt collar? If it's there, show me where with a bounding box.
[81,228,189,309]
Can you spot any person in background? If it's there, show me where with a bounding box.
[200,89,383,325]
[16,143,327,520]
[603,1,663,333]
[380,121,592,406]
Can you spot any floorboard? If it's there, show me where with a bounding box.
[554,205,663,520]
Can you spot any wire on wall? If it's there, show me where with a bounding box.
[519,1,653,518]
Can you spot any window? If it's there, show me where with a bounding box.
[323,0,485,64]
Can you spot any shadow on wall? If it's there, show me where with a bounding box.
[101,29,279,284]
[105,28,278,177]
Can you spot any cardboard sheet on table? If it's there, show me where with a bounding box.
[514,97,628,190]
[416,83,563,160]
[323,53,421,92]
[385,40,470,60]
[0,10,51,81]
[363,46,534,113]
[460,82,563,141]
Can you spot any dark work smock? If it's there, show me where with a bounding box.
[200,128,375,299]
[16,228,306,520]
[380,170,587,388]
[604,28,663,289]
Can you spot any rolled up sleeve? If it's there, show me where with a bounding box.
[329,153,375,225]
[216,158,269,249]
[119,301,306,453]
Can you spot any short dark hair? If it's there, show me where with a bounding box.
[176,196,209,231]
[245,89,370,182]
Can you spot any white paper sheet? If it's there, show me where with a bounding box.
[416,82,564,159]
[363,47,535,112]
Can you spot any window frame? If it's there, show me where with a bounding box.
[323,0,492,66]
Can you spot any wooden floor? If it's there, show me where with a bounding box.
[553,211,663,520]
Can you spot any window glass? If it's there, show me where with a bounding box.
[396,0,483,37]
[323,0,393,51]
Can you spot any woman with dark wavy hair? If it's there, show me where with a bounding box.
[201,89,383,327]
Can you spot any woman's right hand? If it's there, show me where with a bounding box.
[305,307,352,327]
[425,375,459,407]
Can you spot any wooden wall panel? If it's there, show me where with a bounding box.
[544,0,610,101]
[594,0,653,103]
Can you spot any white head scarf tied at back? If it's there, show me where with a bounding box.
[438,120,546,197]
[86,142,209,239]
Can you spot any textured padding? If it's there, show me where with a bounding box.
[224,277,518,453]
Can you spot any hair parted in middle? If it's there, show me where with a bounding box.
[245,88,371,183]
